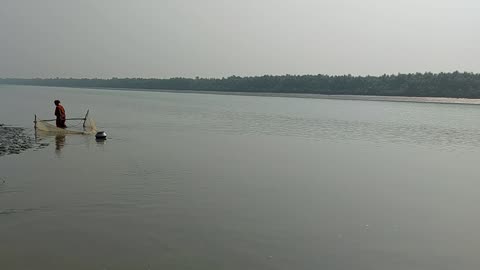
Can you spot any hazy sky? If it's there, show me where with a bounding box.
[1,0,479,78]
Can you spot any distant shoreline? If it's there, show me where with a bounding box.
[4,83,480,106]
[2,72,480,100]
[142,88,480,105]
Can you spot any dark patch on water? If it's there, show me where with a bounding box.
[0,208,39,216]
[0,125,35,156]
[0,125,51,156]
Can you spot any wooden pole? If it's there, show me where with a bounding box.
[34,114,38,140]
[39,117,87,122]
[83,110,89,128]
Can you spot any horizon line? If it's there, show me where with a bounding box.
[2,71,480,80]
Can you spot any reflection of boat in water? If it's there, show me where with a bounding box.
[34,110,97,135]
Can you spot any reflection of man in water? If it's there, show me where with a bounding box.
[55,135,66,152]
[54,100,67,128]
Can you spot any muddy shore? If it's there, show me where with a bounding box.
[0,125,35,156]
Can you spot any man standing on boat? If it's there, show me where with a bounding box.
[54,100,67,128]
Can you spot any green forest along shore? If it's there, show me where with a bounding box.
[2,72,480,98]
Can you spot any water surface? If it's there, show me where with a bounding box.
[2,85,480,269]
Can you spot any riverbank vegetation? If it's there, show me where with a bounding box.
[2,72,480,98]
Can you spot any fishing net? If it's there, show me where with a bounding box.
[35,114,97,135]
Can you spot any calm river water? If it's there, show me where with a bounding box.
[2,85,480,269]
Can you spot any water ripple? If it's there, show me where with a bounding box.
[209,111,480,150]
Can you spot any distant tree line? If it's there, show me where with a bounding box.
[2,72,480,98]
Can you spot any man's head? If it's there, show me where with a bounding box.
[54,100,61,105]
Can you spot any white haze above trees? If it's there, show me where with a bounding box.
[0,0,479,78]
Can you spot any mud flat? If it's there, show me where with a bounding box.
[0,125,35,156]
